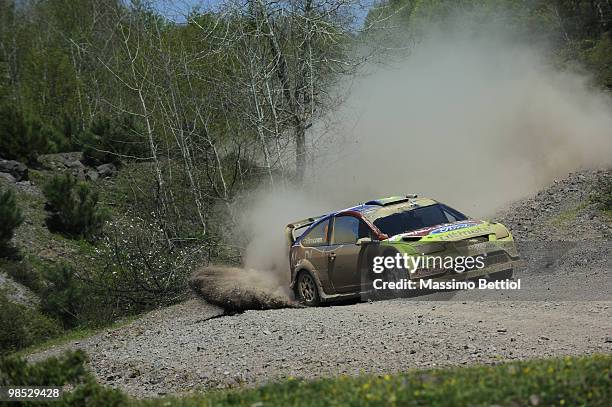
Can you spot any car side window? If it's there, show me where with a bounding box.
[332,216,370,245]
[301,220,329,247]
[443,209,459,223]
[440,204,467,223]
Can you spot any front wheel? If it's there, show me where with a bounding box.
[296,271,321,306]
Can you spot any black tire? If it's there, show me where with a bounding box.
[296,271,321,306]
[382,250,406,298]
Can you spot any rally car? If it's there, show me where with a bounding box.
[286,195,519,306]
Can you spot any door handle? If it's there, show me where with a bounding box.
[329,252,336,261]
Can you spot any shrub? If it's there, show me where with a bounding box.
[590,173,612,211]
[81,114,145,165]
[42,174,109,239]
[40,264,89,329]
[0,104,65,164]
[151,355,612,407]
[93,217,203,316]
[0,350,128,406]
[0,349,87,385]
[585,34,612,89]
[0,292,61,355]
[0,187,24,254]
[1,259,44,292]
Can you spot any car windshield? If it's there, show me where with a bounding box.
[371,204,467,237]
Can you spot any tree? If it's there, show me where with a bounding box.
[0,186,23,254]
[223,0,371,182]
[42,174,109,239]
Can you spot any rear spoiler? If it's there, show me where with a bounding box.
[285,215,324,245]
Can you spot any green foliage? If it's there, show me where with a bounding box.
[0,349,87,385]
[40,264,89,329]
[0,292,61,356]
[584,34,612,89]
[1,259,44,292]
[93,216,203,316]
[3,351,608,406]
[42,174,109,239]
[0,104,66,163]
[143,355,612,407]
[0,186,24,254]
[61,378,128,407]
[591,172,612,211]
[81,114,145,165]
[0,350,128,406]
[367,0,612,88]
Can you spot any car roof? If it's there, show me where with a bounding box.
[293,196,440,245]
[307,196,438,228]
[342,196,438,215]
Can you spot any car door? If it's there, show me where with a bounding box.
[328,215,372,293]
[299,218,333,286]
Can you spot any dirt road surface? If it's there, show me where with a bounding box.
[29,170,612,398]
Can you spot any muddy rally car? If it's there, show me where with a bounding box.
[286,196,519,306]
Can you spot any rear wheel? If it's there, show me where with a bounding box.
[296,271,321,306]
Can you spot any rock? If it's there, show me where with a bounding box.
[97,163,117,178]
[86,170,100,182]
[38,152,84,170]
[0,159,28,181]
[62,160,86,180]
[67,160,85,169]
[0,172,16,183]
[72,167,86,180]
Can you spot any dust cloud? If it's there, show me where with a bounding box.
[192,12,612,310]
[313,27,612,216]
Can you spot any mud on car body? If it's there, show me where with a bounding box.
[286,196,520,306]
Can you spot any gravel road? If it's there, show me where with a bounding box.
[29,169,612,398]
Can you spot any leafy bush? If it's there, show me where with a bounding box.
[0,292,61,355]
[93,216,203,316]
[0,104,66,164]
[40,264,89,329]
[585,34,612,89]
[0,349,87,385]
[0,187,24,255]
[590,172,612,212]
[0,350,127,406]
[1,259,44,292]
[42,174,109,239]
[81,114,145,165]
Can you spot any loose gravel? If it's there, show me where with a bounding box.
[29,169,612,398]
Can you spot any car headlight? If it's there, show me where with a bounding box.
[493,224,510,239]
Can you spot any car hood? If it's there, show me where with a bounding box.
[386,220,495,243]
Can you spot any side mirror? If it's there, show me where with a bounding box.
[356,237,372,245]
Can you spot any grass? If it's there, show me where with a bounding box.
[3,351,609,406]
[14,314,138,357]
[137,354,612,407]
[549,202,588,229]
[601,208,612,222]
